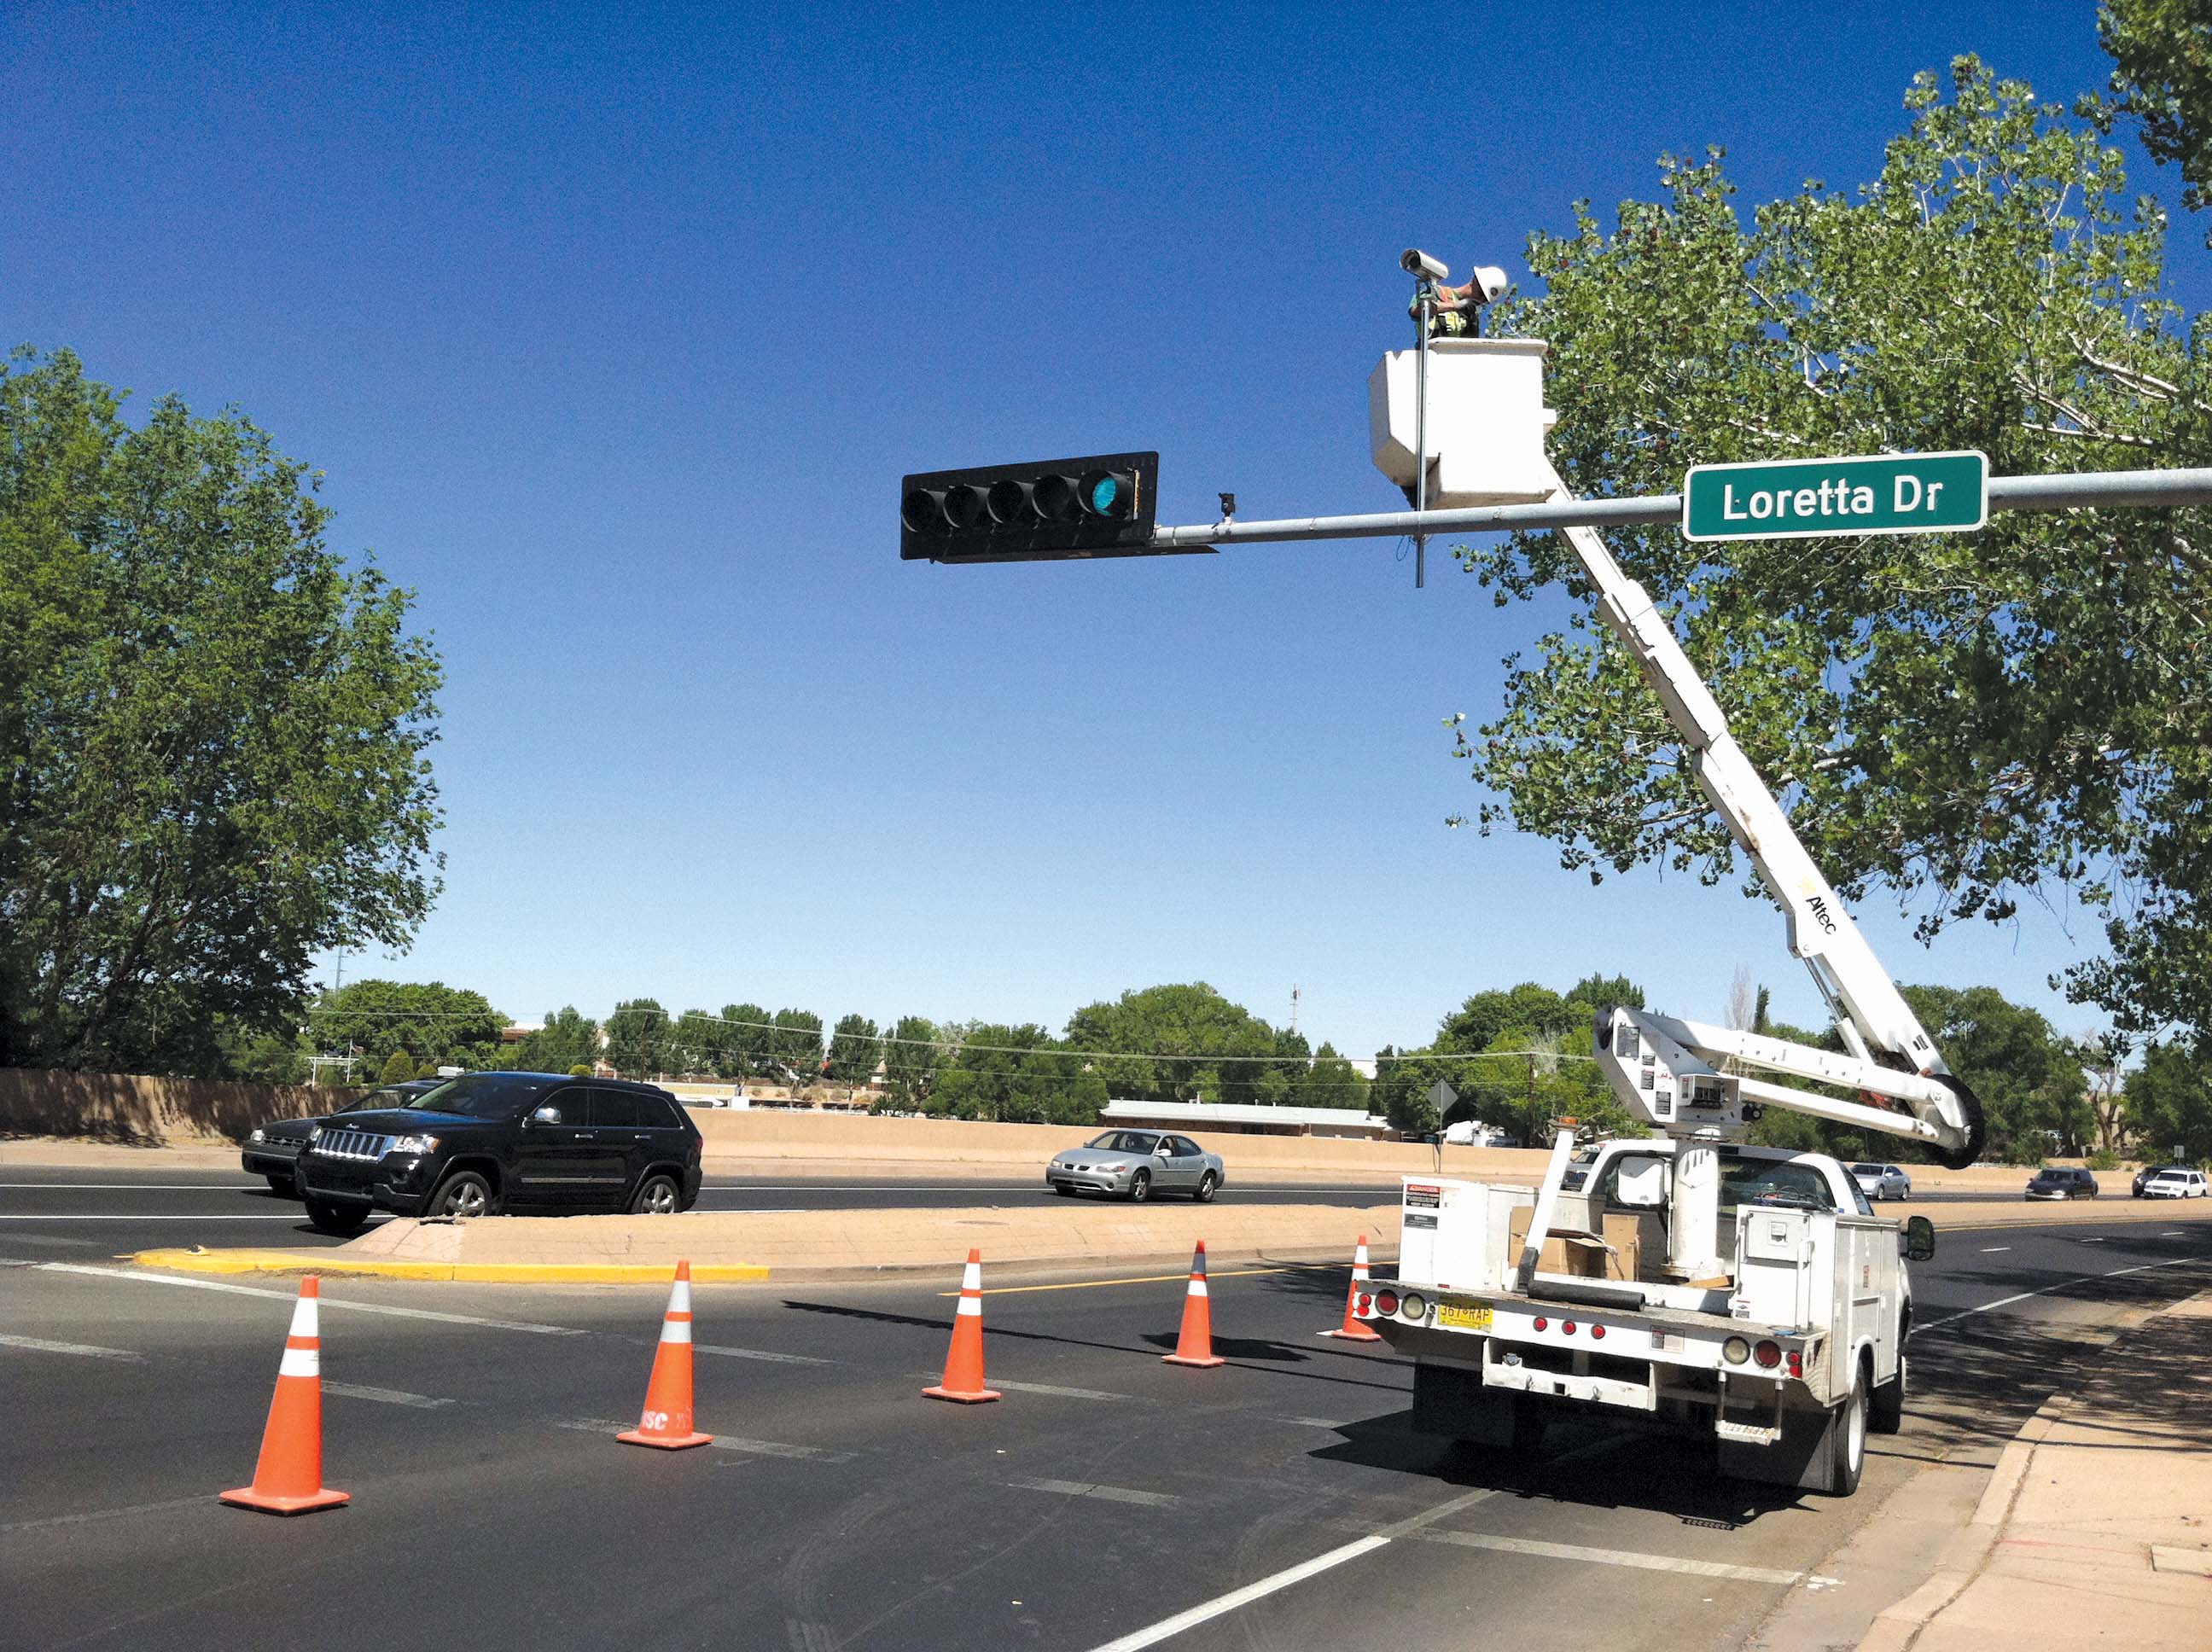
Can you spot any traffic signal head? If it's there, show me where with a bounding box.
[900,452,1171,562]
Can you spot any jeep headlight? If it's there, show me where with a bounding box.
[387,1134,439,1155]
[248,1127,265,1143]
[307,1126,323,1143]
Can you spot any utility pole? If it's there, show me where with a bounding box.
[1290,985,1301,1036]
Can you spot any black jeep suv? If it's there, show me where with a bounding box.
[294,1071,703,1236]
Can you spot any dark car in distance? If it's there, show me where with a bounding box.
[294,1072,702,1236]
[242,1079,443,1196]
[2025,1166,2100,1201]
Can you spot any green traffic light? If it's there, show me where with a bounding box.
[1090,474,1119,514]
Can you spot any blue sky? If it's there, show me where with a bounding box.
[6,2,2185,1058]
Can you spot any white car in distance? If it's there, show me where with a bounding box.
[1850,1161,1913,1201]
[2140,1167,2209,1199]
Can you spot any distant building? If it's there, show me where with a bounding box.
[1098,1099,1389,1139]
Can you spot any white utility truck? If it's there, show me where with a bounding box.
[1353,278,1981,1496]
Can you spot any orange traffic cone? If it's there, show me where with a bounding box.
[1161,1240,1226,1368]
[220,1275,351,1515]
[924,1248,1002,1403]
[619,1259,713,1449]
[1321,1234,1385,1341]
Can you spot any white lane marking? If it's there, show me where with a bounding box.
[1085,1536,1390,1649]
[0,1235,102,1248]
[0,1333,143,1360]
[1010,1476,1177,1507]
[1912,1252,2211,1335]
[1270,1415,1345,1429]
[33,1264,585,1335]
[323,1382,453,1409]
[1980,1246,2011,1253]
[1406,1527,1832,1586]
[2163,1231,2188,1237]
[0,1214,312,1221]
[1,1495,211,1534]
[557,1419,853,1462]
[1081,1486,1495,1652]
[942,1376,1133,1401]
[695,1343,835,1366]
[2079,1236,2106,1243]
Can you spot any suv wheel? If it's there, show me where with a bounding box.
[305,1197,369,1236]
[426,1169,496,1220]
[631,1172,681,1215]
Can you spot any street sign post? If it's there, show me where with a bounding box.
[1681,451,1987,543]
[1427,1079,1457,1115]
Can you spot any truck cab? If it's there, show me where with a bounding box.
[1360,1137,1934,1496]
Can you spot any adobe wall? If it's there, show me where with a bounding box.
[0,1068,356,1144]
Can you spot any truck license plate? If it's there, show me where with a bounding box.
[1435,1303,1492,1331]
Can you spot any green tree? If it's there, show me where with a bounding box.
[0,349,443,1073]
[669,1009,728,1077]
[716,1003,776,1079]
[602,998,669,1078]
[878,1015,941,1111]
[1568,974,1646,1015]
[825,1013,882,1086]
[1452,61,2212,1043]
[1062,982,1286,1104]
[2124,1041,2212,1163]
[1438,984,1576,1054]
[1304,1043,1371,1112]
[503,1006,597,1075]
[770,1009,825,1083]
[2100,0,2212,238]
[377,1050,417,1083]
[307,979,504,1073]
[567,1062,592,1079]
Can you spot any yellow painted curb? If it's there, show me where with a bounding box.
[128,1248,769,1284]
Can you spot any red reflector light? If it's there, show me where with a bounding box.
[1787,1351,1802,1377]
[1590,1324,1605,1341]
[1356,1293,1373,1315]
[1532,1317,1547,1331]
[1754,1340,1782,1370]
[1563,1320,1578,1335]
[1376,1290,1400,1317]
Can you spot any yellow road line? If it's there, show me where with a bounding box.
[940,1262,1339,1298]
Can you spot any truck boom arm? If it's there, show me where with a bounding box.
[1543,466,1985,1167]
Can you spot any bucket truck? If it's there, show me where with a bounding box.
[1356,324,1984,1496]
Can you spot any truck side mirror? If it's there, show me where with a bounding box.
[1902,1215,1936,1261]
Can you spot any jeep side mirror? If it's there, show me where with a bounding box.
[531,1105,562,1126]
[1902,1215,1936,1261]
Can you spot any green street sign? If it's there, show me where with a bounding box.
[1682,451,1987,543]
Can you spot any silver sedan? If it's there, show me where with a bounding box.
[1045,1131,1224,1203]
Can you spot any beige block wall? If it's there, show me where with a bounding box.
[0,1068,355,1144]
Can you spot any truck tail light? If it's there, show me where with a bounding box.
[1376,1290,1400,1317]
[1722,1336,1751,1364]
[1590,1323,1605,1341]
[1533,1317,1548,1332]
[1562,1320,1578,1336]
[1356,1293,1373,1317]
[1754,1340,1782,1370]
[1787,1349,1802,1378]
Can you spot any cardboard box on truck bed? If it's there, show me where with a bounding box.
[1507,1206,1664,1282]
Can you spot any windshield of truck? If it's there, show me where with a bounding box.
[1719,1157,1837,1211]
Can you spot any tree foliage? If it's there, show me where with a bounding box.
[825,1013,881,1085]
[309,978,504,1074]
[0,349,443,1073]
[2101,0,2212,236]
[495,1006,598,1075]
[602,998,669,1078]
[1455,61,2212,1042]
[1062,982,1307,1105]
[2124,1039,2212,1162]
[877,1015,942,1110]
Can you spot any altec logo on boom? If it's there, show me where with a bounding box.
[1682,451,1988,543]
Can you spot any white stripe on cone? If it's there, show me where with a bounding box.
[961,1260,981,1292]
[1188,1281,1208,1297]
[956,1294,982,1317]
[661,1318,692,1344]
[277,1346,320,1378]
[669,1278,691,1314]
[288,1294,319,1340]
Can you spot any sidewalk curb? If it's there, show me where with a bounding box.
[124,1241,1387,1287]
[126,1249,771,1284]
[1852,1292,2204,1652]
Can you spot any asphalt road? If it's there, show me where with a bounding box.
[5,1215,2209,1651]
[0,1167,2034,1258]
